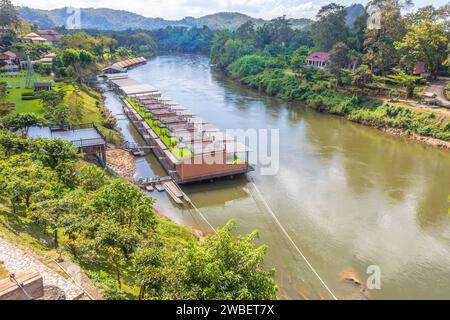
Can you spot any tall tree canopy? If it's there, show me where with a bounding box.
[396,6,449,78]
[363,0,407,74]
[310,3,349,51]
[175,220,277,300]
[0,0,18,27]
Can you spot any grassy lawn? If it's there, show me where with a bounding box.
[0,75,122,145]
[0,72,52,116]
[55,82,122,145]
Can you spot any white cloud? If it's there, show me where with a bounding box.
[12,0,450,20]
[13,0,328,19]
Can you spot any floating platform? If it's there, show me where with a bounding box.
[155,184,165,192]
[138,176,189,205]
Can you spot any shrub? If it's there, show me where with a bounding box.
[229,55,267,79]
[21,96,37,101]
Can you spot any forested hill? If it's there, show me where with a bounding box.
[345,4,365,27]
[17,7,315,31]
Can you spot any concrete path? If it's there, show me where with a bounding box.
[0,237,83,300]
[424,78,450,108]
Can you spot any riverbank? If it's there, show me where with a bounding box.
[106,148,137,181]
[228,71,450,151]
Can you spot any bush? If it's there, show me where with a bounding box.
[21,91,37,100]
[21,96,37,101]
[229,55,267,79]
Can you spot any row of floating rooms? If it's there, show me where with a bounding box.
[104,73,252,184]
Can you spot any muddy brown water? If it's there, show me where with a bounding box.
[103,54,450,300]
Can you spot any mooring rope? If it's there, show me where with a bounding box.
[188,201,218,235]
[248,178,338,300]
[9,274,33,300]
[186,179,338,300]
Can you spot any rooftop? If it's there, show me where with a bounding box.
[27,126,106,148]
[305,52,330,62]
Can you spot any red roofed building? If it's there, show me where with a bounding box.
[305,52,330,69]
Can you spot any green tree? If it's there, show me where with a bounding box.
[95,179,156,245]
[290,46,311,73]
[132,243,165,300]
[395,13,449,79]
[352,65,375,92]
[363,0,406,75]
[37,90,64,109]
[328,42,351,87]
[0,0,18,28]
[1,113,42,133]
[347,8,368,52]
[0,154,57,213]
[45,104,69,125]
[32,138,80,169]
[60,190,96,258]
[78,164,108,191]
[310,3,349,51]
[175,220,277,300]
[60,48,97,82]
[0,130,29,156]
[229,55,267,79]
[235,21,256,44]
[380,68,421,98]
[93,219,141,288]
[30,193,76,248]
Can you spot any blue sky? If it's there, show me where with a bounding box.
[13,0,450,20]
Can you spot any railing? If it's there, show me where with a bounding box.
[71,138,106,148]
[50,123,107,142]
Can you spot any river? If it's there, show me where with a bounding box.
[103,54,450,300]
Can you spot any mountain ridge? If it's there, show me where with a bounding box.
[18,7,314,31]
[18,5,364,31]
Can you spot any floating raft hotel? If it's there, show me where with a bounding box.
[102,57,147,74]
[106,73,252,184]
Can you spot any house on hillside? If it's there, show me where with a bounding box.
[21,32,48,44]
[0,51,21,71]
[305,51,358,71]
[0,51,20,64]
[37,30,61,44]
[305,52,330,69]
[36,52,56,65]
